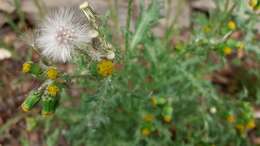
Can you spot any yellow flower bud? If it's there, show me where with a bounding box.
[47,84,59,96]
[235,124,245,134]
[203,26,211,33]
[141,128,151,136]
[22,62,31,73]
[143,114,154,122]
[151,96,157,107]
[97,60,114,77]
[246,120,256,129]
[223,47,232,55]
[249,0,258,9]
[163,115,172,123]
[47,67,58,80]
[227,21,236,30]
[226,115,236,123]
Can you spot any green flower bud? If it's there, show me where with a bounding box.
[21,90,42,112]
[30,63,42,76]
[151,96,167,107]
[162,105,173,123]
[41,96,59,116]
[162,105,173,116]
[157,97,167,105]
[226,39,237,48]
[142,122,154,131]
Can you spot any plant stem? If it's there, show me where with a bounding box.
[13,0,25,29]
[125,0,133,52]
[33,0,47,18]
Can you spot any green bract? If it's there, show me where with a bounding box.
[42,95,59,116]
[21,90,42,112]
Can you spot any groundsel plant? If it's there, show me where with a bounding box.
[21,1,115,116]
[60,0,259,145]
[17,0,260,145]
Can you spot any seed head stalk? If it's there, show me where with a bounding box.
[80,2,114,54]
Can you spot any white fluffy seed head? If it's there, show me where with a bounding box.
[36,7,94,62]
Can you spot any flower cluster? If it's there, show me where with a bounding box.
[21,63,62,116]
[21,2,116,116]
[140,96,173,137]
[227,20,236,30]
[225,102,256,135]
[218,38,245,57]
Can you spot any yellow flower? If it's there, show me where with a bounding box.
[163,115,172,123]
[249,0,258,9]
[143,114,154,122]
[227,20,236,30]
[203,26,211,33]
[246,120,256,129]
[47,84,59,96]
[22,62,31,73]
[226,115,236,123]
[142,128,151,136]
[223,47,232,55]
[235,124,245,134]
[47,67,58,80]
[97,60,114,77]
[151,96,157,107]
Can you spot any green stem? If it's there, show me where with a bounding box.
[13,0,25,29]
[33,0,47,18]
[4,13,20,34]
[125,0,133,52]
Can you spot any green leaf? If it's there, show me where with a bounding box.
[46,129,60,146]
[129,0,161,50]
